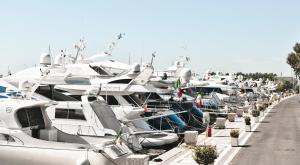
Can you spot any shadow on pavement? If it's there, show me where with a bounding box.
[214,135,230,138]
[251,130,260,133]
[260,121,270,123]
[238,144,251,148]
[268,111,277,113]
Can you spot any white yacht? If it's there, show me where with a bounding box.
[0,80,133,165]
[54,83,179,149]
[5,53,179,150]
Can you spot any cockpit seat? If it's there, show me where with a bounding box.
[39,129,57,141]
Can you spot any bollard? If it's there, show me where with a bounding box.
[215,118,226,129]
[227,113,236,122]
[236,109,243,117]
[184,131,198,145]
[207,126,212,137]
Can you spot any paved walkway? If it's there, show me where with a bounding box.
[150,95,295,165]
[230,95,300,165]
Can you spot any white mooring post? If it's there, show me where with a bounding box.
[184,131,198,145]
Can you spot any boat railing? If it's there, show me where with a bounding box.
[0,129,26,145]
[55,123,97,136]
[101,86,122,92]
[147,103,171,112]
[8,134,24,145]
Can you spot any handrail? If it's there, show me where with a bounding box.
[54,124,98,136]
[9,134,24,145]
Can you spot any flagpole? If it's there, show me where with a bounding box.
[150,51,156,65]
[128,53,131,65]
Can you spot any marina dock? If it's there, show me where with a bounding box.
[1,2,299,164]
[151,95,295,165]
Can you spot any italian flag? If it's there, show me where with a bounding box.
[174,79,182,97]
[143,104,148,112]
[115,131,123,145]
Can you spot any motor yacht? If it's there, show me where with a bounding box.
[0,80,133,165]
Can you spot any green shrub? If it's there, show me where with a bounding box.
[252,110,260,117]
[230,129,239,138]
[244,116,251,125]
[258,106,265,111]
[193,145,218,165]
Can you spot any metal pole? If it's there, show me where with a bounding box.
[291,67,294,89]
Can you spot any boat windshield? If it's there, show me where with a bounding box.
[17,106,45,129]
[123,94,144,107]
[89,65,110,76]
[186,87,223,96]
[90,100,121,133]
[138,92,163,101]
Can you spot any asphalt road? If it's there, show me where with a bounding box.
[230,96,300,165]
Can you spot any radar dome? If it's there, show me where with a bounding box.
[54,55,63,66]
[18,80,32,92]
[131,63,141,73]
[180,68,192,83]
[40,53,51,66]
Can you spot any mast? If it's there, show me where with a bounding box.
[150,51,156,65]
[74,39,86,63]
[128,53,131,65]
[105,33,124,56]
[88,33,125,61]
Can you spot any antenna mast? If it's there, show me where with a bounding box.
[150,51,156,65]
[88,33,125,61]
[74,39,86,63]
[104,33,125,56]
[48,45,54,66]
[128,52,131,65]
[7,66,11,76]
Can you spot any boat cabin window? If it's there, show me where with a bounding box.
[55,108,86,120]
[108,79,132,84]
[123,94,143,107]
[90,100,121,133]
[101,95,119,105]
[137,92,162,101]
[36,85,79,101]
[192,87,223,95]
[0,134,15,142]
[17,107,45,129]
[90,65,109,75]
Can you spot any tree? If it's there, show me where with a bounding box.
[295,85,300,94]
[276,80,293,92]
[287,43,300,76]
[236,72,277,81]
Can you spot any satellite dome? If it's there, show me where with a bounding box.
[180,68,192,83]
[54,55,63,66]
[40,53,51,66]
[131,63,141,73]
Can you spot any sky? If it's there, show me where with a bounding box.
[0,0,299,76]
